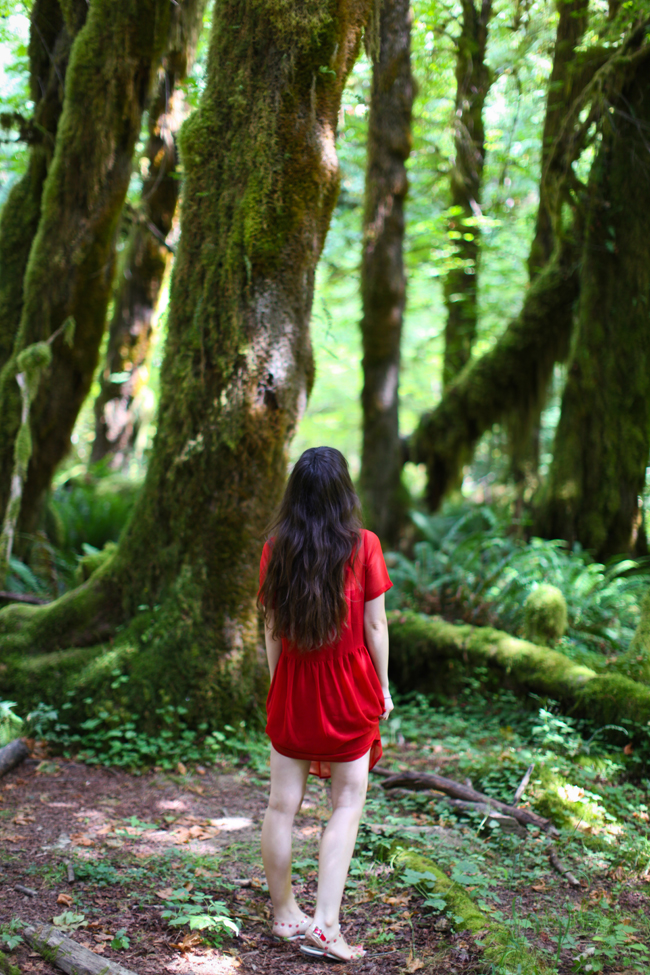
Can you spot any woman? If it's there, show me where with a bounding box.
[258,446,393,963]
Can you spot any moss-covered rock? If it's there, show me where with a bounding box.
[524,584,568,646]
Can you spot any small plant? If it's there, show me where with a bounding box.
[0,701,23,747]
[159,888,240,947]
[110,928,130,950]
[0,919,24,951]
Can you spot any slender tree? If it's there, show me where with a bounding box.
[91,0,207,466]
[0,0,374,729]
[0,0,87,372]
[534,60,650,559]
[442,0,492,388]
[359,0,414,545]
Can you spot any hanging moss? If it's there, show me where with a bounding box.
[524,584,568,646]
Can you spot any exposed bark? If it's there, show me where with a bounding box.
[528,0,589,278]
[0,738,29,778]
[359,0,414,545]
[387,610,650,728]
[0,1,374,730]
[0,0,172,534]
[91,0,207,466]
[534,61,650,559]
[410,237,580,509]
[442,0,492,387]
[0,0,87,373]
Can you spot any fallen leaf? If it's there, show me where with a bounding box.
[194,867,212,878]
[177,762,187,775]
[156,888,175,899]
[406,952,425,973]
[196,766,206,776]
[70,832,94,847]
[172,931,203,952]
[5,834,28,843]
[624,743,634,756]
[187,785,205,795]
[94,943,106,954]
[13,814,35,825]
[57,893,74,907]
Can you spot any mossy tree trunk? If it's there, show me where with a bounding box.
[0,0,373,730]
[91,0,207,467]
[410,236,579,509]
[0,0,87,373]
[534,63,650,560]
[0,0,172,536]
[359,0,414,546]
[527,0,588,279]
[442,0,492,388]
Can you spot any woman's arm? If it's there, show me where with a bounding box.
[364,592,393,719]
[264,611,283,680]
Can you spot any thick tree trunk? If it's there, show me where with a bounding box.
[410,236,579,510]
[387,611,650,728]
[359,0,414,545]
[91,1,207,466]
[527,0,588,278]
[442,0,492,387]
[0,0,87,373]
[0,0,172,534]
[534,63,650,560]
[0,0,373,730]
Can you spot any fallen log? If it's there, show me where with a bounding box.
[388,610,650,727]
[380,769,556,834]
[23,925,137,975]
[390,847,553,973]
[0,738,28,778]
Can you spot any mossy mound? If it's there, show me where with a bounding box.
[524,584,567,646]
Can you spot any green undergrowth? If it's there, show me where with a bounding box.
[386,502,650,670]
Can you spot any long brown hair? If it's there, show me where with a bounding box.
[258,446,362,650]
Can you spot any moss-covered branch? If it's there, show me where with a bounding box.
[388,610,650,727]
[410,237,580,509]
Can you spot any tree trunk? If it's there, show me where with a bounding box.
[0,0,172,535]
[442,0,492,388]
[91,1,207,467]
[0,0,87,373]
[387,611,650,729]
[527,0,588,279]
[359,0,414,545]
[410,236,579,510]
[534,62,650,560]
[0,0,373,730]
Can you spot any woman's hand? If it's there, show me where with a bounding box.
[380,691,394,721]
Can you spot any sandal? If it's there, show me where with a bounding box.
[299,924,365,962]
[272,915,311,942]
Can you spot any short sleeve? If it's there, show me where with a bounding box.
[363,530,393,602]
[258,541,272,602]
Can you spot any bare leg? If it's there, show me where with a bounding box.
[261,746,311,935]
[309,750,370,960]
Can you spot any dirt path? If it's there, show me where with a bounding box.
[1,756,457,975]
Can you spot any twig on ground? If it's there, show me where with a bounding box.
[23,924,138,975]
[65,861,75,883]
[0,591,47,605]
[0,739,29,779]
[513,763,535,805]
[548,846,581,888]
[14,885,37,897]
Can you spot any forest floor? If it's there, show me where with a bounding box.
[1,691,650,975]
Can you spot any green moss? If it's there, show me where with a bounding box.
[615,588,650,684]
[524,584,568,646]
[74,541,117,584]
[388,611,650,728]
[392,847,552,972]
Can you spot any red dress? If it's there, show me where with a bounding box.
[259,529,393,779]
